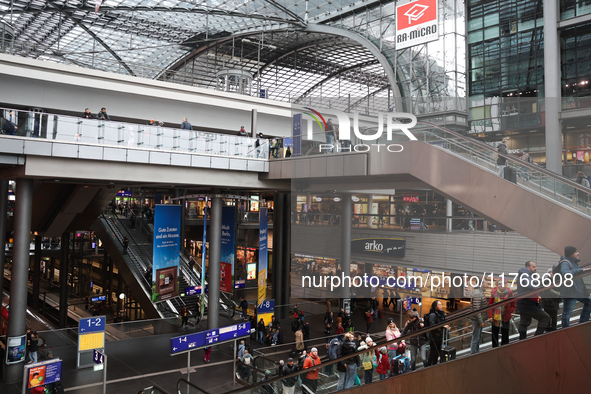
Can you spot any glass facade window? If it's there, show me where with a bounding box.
[561,0,591,19]
[562,23,591,99]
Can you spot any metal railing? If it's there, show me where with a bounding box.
[0,106,269,160]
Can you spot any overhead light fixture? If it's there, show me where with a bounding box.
[315,197,322,202]
[351,196,360,202]
[333,197,341,202]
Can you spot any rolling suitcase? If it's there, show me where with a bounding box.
[504,167,517,183]
[441,346,456,362]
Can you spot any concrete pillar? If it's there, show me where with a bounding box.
[251,109,258,138]
[59,232,69,328]
[0,180,8,297]
[4,178,33,383]
[340,193,352,300]
[49,257,55,283]
[543,0,562,175]
[32,235,41,310]
[207,192,222,330]
[446,199,453,232]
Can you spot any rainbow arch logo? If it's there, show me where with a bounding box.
[301,107,328,131]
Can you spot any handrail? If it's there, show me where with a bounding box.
[177,378,211,394]
[415,121,591,195]
[223,262,591,393]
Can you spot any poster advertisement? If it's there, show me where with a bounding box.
[152,205,181,302]
[220,206,236,292]
[247,263,257,280]
[395,0,439,50]
[27,359,62,389]
[258,207,268,306]
[6,334,26,364]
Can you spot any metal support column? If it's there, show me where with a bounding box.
[280,192,291,318]
[59,232,70,328]
[340,193,351,301]
[32,235,41,309]
[0,180,8,296]
[367,194,373,228]
[251,109,258,138]
[272,192,283,301]
[4,178,33,383]
[208,192,222,330]
[446,199,453,232]
[543,0,562,175]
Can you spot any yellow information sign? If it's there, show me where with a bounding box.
[258,269,267,306]
[79,332,105,352]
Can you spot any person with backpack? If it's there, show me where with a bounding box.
[496,138,508,177]
[239,297,248,319]
[325,336,340,376]
[517,261,550,339]
[487,281,516,348]
[425,300,450,366]
[556,246,591,327]
[401,311,428,369]
[576,171,591,188]
[541,268,561,332]
[238,349,254,382]
[280,358,298,394]
[302,347,321,393]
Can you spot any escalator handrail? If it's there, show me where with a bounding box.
[222,262,591,394]
[415,121,591,195]
[177,378,211,394]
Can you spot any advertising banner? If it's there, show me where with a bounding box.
[26,359,62,389]
[258,207,268,306]
[220,206,236,292]
[6,335,26,364]
[351,238,406,257]
[152,205,181,302]
[396,0,439,50]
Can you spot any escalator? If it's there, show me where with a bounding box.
[92,211,237,321]
[279,122,591,259]
[202,267,591,394]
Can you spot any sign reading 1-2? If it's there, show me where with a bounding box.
[79,316,106,333]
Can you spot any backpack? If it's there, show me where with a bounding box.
[552,258,569,276]
[291,319,299,332]
[423,312,433,327]
[586,176,591,187]
[583,177,591,188]
[327,338,340,360]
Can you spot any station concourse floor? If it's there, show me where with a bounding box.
[0,298,421,394]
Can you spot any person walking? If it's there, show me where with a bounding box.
[122,236,129,255]
[203,346,211,363]
[496,138,509,177]
[517,261,550,339]
[180,306,190,328]
[295,327,305,353]
[239,297,248,319]
[541,268,561,332]
[426,300,450,366]
[364,305,373,333]
[488,281,516,347]
[556,246,591,327]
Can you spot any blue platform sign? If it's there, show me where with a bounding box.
[185,285,208,296]
[171,322,251,355]
[93,349,105,364]
[91,295,106,302]
[79,316,105,334]
[257,299,274,314]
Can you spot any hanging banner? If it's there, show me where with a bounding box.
[396,0,439,50]
[258,207,268,306]
[152,205,181,302]
[220,206,236,292]
[292,113,302,156]
[200,202,208,319]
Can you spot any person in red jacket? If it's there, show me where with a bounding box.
[376,347,390,380]
[488,280,516,347]
[302,347,321,393]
